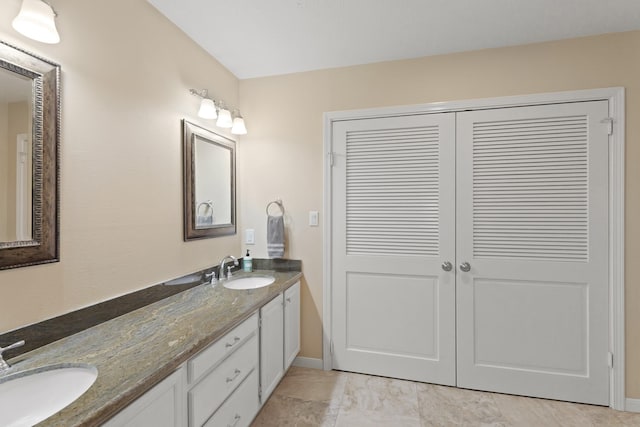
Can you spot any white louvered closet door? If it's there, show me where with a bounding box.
[455,101,609,405]
[331,113,456,385]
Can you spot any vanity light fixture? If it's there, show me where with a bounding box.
[189,89,247,134]
[231,111,247,135]
[12,0,60,44]
[216,104,233,128]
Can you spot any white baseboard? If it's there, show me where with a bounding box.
[292,356,323,369]
[626,398,640,413]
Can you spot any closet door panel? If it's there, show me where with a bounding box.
[455,101,610,405]
[331,113,456,385]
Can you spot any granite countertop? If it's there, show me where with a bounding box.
[8,270,302,426]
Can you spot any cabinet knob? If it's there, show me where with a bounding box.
[441,261,452,272]
[459,262,471,272]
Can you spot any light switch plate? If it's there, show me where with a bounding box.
[309,211,319,227]
[245,228,255,244]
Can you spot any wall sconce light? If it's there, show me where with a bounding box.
[12,0,60,44]
[189,89,217,119]
[190,88,247,134]
[231,111,247,135]
[216,103,233,129]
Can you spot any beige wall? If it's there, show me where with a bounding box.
[239,31,640,397]
[0,0,240,331]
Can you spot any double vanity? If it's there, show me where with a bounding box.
[0,38,301,425]
[2,268,301,426]
[0,39,301,427]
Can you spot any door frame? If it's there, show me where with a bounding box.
[322,87,625,410]
[16,133,30,241]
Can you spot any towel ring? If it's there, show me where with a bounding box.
[197,200,214,215]
[266,199,285,216]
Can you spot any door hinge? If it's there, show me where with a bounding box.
[608,352,614,368]
[330,340,334,355]
[328,152,335,167]
[601,118,613,135]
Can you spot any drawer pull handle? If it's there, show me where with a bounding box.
[226,368,241,383]
[225,336,241,348]
[227,414,241,427]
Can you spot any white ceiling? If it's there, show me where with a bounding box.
[148,0,640,79]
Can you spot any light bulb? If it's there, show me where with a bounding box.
[12,0,60,44]
[198,98,217,119]
[216,108,233,128]
[231,117,247,135]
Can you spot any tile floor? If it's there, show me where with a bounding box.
[251,367,640,426]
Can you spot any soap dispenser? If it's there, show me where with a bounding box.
[243,250,253,272]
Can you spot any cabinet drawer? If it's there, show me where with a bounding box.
[203,369,259,427]
[189,312,258,383]
[189,334,258,427]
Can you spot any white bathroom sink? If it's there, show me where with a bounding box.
[0,364,98,427]
[224,276,275,290]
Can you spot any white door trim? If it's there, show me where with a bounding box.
[16,133,29,241]
[322,87,625,410]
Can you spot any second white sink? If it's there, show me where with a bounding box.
[224,276,275,290]
[0,363,97,427]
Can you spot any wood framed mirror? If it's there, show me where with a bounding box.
[0,42,60,270]
[182,120,236,240]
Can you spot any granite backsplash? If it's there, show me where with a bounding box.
[0,258,301,359]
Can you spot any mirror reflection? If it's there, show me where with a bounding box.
[194,135,232,227]
[0,67,33,243]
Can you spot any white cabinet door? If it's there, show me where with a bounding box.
[456,101,610,405]
[331,113,457,385]
[260,294,284,403]
[284,282,301,370]
[103,367,186,427]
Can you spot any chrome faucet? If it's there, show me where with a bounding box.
[218,255,239,280]
[0,340,25,374]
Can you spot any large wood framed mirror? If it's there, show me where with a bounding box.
[182,120,236,240]
[0,42,60,270]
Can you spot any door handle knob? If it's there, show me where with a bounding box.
[441,261,453,272]
[459,262,471,272]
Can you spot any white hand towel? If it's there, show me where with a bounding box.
[196,215,213,227]
[267,215,285,258]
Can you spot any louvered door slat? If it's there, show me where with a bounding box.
[346,125,441,256]
[472,115,589,261]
